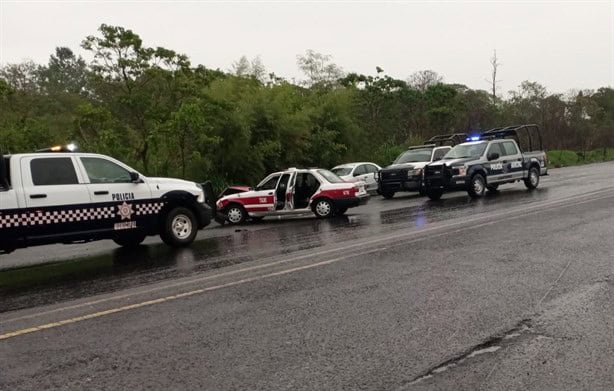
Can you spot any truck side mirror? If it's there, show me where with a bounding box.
[487,152,499,161]
[130,171,142,183]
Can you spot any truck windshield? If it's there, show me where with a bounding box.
[394,148,433,164]
[443,143,487,159]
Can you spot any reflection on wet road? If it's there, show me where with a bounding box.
[1,163,613,313]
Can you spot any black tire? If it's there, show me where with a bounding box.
[113,232,146,248]
[426,189,443,200]
[160,207,198,247]
[312,198,333,218]
[226,204,247,225]
[381,191,395,199]
[335,207,348,216]
[468,173,486,198]
[524,167,540,190]
[486,184,499,192]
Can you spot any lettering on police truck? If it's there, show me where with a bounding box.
[112,193,135,201]
[511,161,522,169]
[114,221,137,230]
[489,163,503,170]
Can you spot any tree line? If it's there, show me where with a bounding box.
[1,24,612,188]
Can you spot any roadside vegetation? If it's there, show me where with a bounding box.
[547,149,614,168]
[1,24,613,189]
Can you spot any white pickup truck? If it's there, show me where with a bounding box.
[0,146,212,254]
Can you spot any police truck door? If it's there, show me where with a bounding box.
[77,157,152,230]
[21,155,92,237]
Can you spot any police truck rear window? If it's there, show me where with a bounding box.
[31,158,78,186]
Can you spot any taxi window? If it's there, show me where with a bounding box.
[258,175,281,190]
[353,165,367,176]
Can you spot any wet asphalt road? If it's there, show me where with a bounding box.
[1,162,614,390]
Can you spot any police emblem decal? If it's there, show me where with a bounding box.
[117,202,134,220]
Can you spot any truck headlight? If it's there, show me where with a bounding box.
[408,168,422,176]
[454,166,467,176]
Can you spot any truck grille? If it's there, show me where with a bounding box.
[380,169,406,182]
[425,165,452,187]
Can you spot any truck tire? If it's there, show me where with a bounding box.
[524,167,540,189]
[160,207,198,247]
[113,232,147,248]
[312,198,333,218]
[381,191,395,199]
[468,173,486,198]
[426,189,443,200]
[226,204,247,225]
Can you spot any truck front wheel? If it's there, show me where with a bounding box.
[161,207,198,247]
[468,174,486,198]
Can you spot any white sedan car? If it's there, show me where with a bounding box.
[331,162,381,193]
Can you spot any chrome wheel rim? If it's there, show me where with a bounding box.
[316,201,331,216]
[473,177,484,194]
[530,170,538,186]
[227,207,243,224]
[172,214,192,239]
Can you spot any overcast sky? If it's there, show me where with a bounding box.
[1,1,612,95]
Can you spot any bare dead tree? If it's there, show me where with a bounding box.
[486,50,502,102]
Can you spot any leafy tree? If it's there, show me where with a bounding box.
[296,50,344,88]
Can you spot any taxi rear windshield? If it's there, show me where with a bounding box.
[317,170,345,183]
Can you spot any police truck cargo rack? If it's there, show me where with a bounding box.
[423,124,548,200]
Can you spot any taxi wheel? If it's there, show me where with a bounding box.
[113,232,146,247]
[312,198,333,218]
[226,204,247,225]
[161,207,197,247]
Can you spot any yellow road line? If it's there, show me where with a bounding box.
[4,189,611,327]
[2,191,612,341]
[0,255,349,341]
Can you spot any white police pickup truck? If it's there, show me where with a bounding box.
[0,146,212,254]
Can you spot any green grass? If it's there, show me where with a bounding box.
[547,149,614,168]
